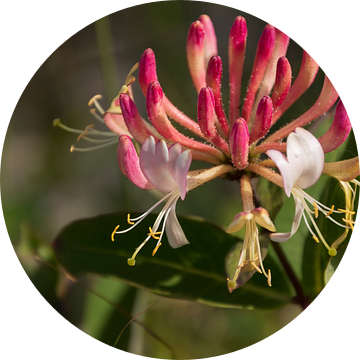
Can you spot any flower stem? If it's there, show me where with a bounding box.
[271,241,310,310]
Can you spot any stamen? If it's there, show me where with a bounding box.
[326,205,335,218]
[313,202,318,218]
[338,208,356,215]
[88,94,105,115]
[89,108,105,123]
[147,227,162,240]
[111,225,120,242]
[250,261,262,274]
[127,214,134,225]
[342,218,354,231]
[152,242,162,256]
[267,269,272,287]
[69,139,119,152]
[312,235,320,243]
[76,124,95,141]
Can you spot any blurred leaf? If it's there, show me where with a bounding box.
[53,212,293,309]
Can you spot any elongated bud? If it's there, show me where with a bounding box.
[147,81,226,160]
[117,135,155,190]
[139,48,158,96]
[271,56,292,108]
[229,16,247,126]
[229,118,249,170]
[272,51,319,124]
[197,87,230,154]
[249,96,273,144]
[318,101,352,153]
[119,93,157,144]
[199,14,218,66]
[206,55,229,137]
[187,21,206,93]
[241,24,276,123]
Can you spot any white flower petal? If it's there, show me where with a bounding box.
[165,205,190,248]
[270,195,303,242]
[140,137,176,192]
[167,143,182,180]
[174,150,192,200]
[266,149,298,197]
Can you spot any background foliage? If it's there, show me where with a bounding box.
[1,1,358,359]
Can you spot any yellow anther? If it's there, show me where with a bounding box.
[251,261,262,274]
[342,218,354,231]
[89,108,97,114]
[111,225,120,242]
[313,202,318,218]
[326,205,335,218]
[70,145,75,153]
[267,269,272,287]
[338,208,356,215]
[127,214,134,225]
[152,243,162,256]
[76,124,94,141]
[312,236,320,243]
[147,227,162,240]
[88,94,103,106]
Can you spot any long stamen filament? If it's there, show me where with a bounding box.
[70,139,119,152]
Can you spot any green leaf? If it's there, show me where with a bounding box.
[53,212,293,309]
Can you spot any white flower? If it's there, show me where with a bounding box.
[113,136,192,265]
[266,128,350,255]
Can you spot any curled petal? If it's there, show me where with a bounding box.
[226,211,253,233]
[229,118,249,170]
[187,20,206,93]
[103,112,133,137]
[270,196,302,242]
[322,157,360,182]
[165,206,190,248]
[252,207,276,232]
[117,135,154,190]
[140,137,176,192]
[318,101,352,153]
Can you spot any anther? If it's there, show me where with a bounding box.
[152,243,162,256]
[338,208,356,215]
[251,261,262,274]
[342,218,354,231]
[312,236,320,243]
[70,145,75,153]
[111,225,120,241]
[147,227,162,240]
[326,205,335,218]
[88,94,103,107]
[127,214,134,225]
[76,124,95,141]
[267,269,272,287]
[313,202,318,218]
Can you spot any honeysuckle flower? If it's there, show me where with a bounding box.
[266,128,353,256]
[56,13,358,290]
[113,135,234,265]
[226,175,276,290]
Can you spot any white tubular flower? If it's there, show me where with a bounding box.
[113,136,192,265]
[266,128,352,256]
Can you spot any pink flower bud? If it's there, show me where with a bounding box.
[117,135,155,190]
[249,96,273,144]
[229,118,249,170]
[318,100,352,153]
[241,24,276,123]
[197,87,230,154]
[186,20,206,93]
[119,93,157,144]
[206,55,229,137]
[199,14,218,66]
[229,16,247,125]
[271,56,292,108]
[139,48,158,96]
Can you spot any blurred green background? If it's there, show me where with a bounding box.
[1,1,357,359]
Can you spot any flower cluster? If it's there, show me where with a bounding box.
[56,14,359,291]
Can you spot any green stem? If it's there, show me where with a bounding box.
[271,241,310,310]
